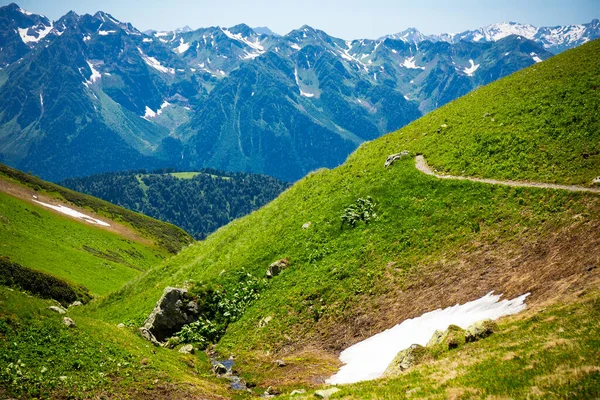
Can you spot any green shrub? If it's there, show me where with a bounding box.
[176,271,267,348]
[341,196,378,227]
[0,257,92,306]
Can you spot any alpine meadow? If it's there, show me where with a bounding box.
[0,2,599,399]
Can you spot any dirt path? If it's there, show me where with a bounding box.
[415,155,600,194]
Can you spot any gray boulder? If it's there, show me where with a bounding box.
[266,258,289,278]
[63,317,76,328]
[213,362,228,375]
[69,301,82,308]
[384,151,410,167]
[139,287,199,344]
[178,344,194,354]
[465,319,498,343]
[383,344,428,377]
[426,324,466,350]
[49,305,66,314]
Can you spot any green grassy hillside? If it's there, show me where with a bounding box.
[0,163,193,254]
[87,40,600,395]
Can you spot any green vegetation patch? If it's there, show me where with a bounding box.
[0,257,91,306]
[60,168,290,239]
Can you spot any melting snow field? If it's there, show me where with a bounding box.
[33,200,110,227]
[326,292,529,385]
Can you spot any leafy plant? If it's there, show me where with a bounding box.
[341,196,378,227]
[175,271,267,348]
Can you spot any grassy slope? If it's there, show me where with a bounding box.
[0,163,193,254]
[0,192,159,296]
[89,40,600,394]
[400,39,600,185]
[0,287,229,399]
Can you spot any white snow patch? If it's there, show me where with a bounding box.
[326,292,529,385]
[463,59,480,76]
[83,35,91,42]
[138,48,175,74]
[391,49,397,54]
[154,31,169,37]
[221,28,265,53]
[142,37,152,43]
[85,61,101,86]
[142,101,170,120]
[530,52,542,63]
[143,106,156,119]
[290,43,301,50]
[98,30,117,36]
[18,23,53,44]
[18,7,35,16]
[33,200,111,227]
[401,56,425,70]
[174,38,190,53]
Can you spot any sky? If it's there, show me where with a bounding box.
[4,0,598,39]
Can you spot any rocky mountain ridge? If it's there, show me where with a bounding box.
[0,3,591,181]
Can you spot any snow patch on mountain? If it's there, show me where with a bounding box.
[18,23,53,44]
[18,7,35,16]
[221,28,265,53]
[33,200,111,227]
[98,30,117,36]
[463,59,480,76]
[174,38,190,53]
[84,61,102,86]
[327,292,529,385]
[530,52,542,63]
[142,101,170,120]
[401,56,425,70]
[138,48,175,74]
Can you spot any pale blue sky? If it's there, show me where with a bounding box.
[4,0,598,39]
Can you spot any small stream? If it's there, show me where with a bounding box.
[209,355,247,391]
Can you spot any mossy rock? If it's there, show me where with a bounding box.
[383,344,429,377]
[426,324,466,350]
[465,319,498,343]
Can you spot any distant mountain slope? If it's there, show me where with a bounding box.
[0,3,590,182]
[387,19,600,54]
[60,169,290,239]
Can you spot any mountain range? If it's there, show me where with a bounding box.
[386,19,600,54]
[0,3,597,181]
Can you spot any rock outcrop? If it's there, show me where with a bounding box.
[139,287,198,344]
[49,305,66,314]
[426,324,466,350]
[266,258,289,278]
[384,151,410,167]
[63,317,76,328]
[178,344,195,354]
[465,319,498,342]
[383,344,428,377]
